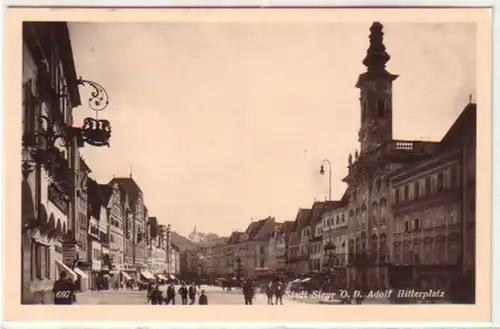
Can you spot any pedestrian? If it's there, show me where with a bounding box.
[242,279,254,305]
[266,281,274,305]
[165,283,176,305]
[150,284,163,305]
[188,282,197,305]
[198,290,208,305]
[275,280,284,305]
[178,283,188,305]
[52,271,77,305]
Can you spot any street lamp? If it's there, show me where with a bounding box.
[319,159,332,201]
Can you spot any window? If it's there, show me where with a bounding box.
[377,99,385,118]
[425,177,432,195]
[404,185,409,202]
[414,180,420,199]
[436,172,444,191]
[404,221,410,233]
[395,189,400,204]
[31,240,50,280]
[413,218,420,231]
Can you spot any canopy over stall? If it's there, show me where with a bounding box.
[156,274,168,281]
[140,270,155,280]
[121,271,132,281]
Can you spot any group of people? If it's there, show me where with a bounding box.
[240,278,286,305]
[147,282,208,305]
[264,280,286,305]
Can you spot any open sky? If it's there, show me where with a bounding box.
[68,21,476,237]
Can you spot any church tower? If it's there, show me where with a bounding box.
[356,22,398,154]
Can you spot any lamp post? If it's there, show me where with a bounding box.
[319,159,332,201]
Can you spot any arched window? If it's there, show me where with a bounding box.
[371,201,378,227]
[361,204,367,224]
[379,198,387,224]
[404,184,410,201]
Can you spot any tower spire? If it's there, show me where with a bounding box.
[129,164,133,178]
[362,22,391,72]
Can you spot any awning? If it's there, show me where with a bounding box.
[55,260,77,281]
[121,271,132,281]
[169,274,177,280]
[301,278,311,283]
[156,274,168,280]
[74,267,89,279]
[141,270,154,280]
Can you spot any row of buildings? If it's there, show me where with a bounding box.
[196,22,476,301]
[21,22,180,304]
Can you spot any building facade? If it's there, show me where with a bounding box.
[322,199,348,285]
[21,22,81,304]
[287,208,311,276]
[389,104,476,301]
[343,22,438,290]
[109,176,148,277]
[309,219,323,272]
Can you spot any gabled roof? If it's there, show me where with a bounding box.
[246,217,273,240]
[227,231,244,245]
[309,200,346,224]
[108,176,142,203]
[87,178,103,220]
[438,102,476,151]
[253,217,276,241]
[97,184,113,207]
[282,221,295,235]
[295,208,312,231]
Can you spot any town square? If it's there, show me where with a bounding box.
[21,19,476,305]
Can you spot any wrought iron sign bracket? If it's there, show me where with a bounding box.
[60,77,112,148]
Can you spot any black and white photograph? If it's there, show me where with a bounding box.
[9,7,491,322]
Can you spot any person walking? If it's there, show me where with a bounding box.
[198,290,208,305]
[52,272,78,305]
[275,280,284,305]
[188,282,197,305]
[149,284,163,305]
[165,283,176,305]
[266,281,274,305]
[242,279,254,305]
[178,283,188,305]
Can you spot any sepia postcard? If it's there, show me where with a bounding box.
[5,6,492,324]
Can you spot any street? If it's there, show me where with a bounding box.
[74,287,305,305]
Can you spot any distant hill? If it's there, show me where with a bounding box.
[170,231,198,251]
